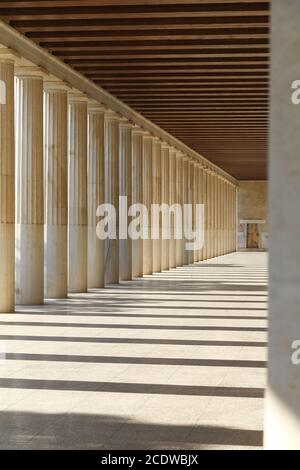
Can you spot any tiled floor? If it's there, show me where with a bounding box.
[0,251,268,449]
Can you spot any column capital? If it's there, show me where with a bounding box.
[194,160,203,168]
[0,46,19,63]
[15,65,44,79]
[152,136,161,144]
[119,116,132,129]
[132,124,144,135]
[175,150,184,159]
[161,141,170,150]
[44,75,71,92]
[104,109,119,121]
[203,166,212,174]
[68,89,88,103]
[143,130,152,139]
[88,100,107,113]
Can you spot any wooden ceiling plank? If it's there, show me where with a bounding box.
[25,31,269,41]
[0,0,270,179]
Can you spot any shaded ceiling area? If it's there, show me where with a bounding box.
[1,0,270,180]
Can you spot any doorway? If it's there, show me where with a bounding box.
[247,223,260,249]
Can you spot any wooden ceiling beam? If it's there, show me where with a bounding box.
[45,43,269,52]
[0,1,270,7]
[0,0,269,180]
[54,52,269,60]
[25,30,269,41]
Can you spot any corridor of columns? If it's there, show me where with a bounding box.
[0,252,267,450]
[13,0,300,451]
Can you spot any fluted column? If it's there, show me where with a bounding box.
[217,176,221,256]
[182,155,189,265]
[152,138,162,273]
[0,50,15,312]
[143,132,153,275]
[232,185,235,252]
[228,183,231,253]
[131,125,143,278]
[187,159,194,265]
[88,102,105,288]
[211,172,216,258]
[15,66,44,305]
[208,171,214,259]
[194,162,200,263]
[230,184,233,253]
[223,180,227,254]
[161,143,170,271]
[192,161,199,263]
[44,79,68,299]
[68,91,88,293]
[175,151,183,267]
[220,178,223,254]
[233,185,237,252]
[119,118,132,281]
[198,165,204,262]
[225,181,229,254]
[169,147,177,269]
[104,110,119,285]
[203,168,208,260]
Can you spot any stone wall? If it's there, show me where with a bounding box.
[238,181,268,249]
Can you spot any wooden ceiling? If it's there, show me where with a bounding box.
[1,0,270,180]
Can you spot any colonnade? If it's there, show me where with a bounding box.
[0,48,237,313]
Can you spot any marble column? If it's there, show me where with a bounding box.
[161,143,170,271]
[104,110,119,285]
[119,118,132,281]
[68,91,88,293]
[142,132,153,275]
[234,186,237,252]
[213,172,217,258]
[220,178,225,256]
[0,50,15,312]
[88,102,105,288]
[175,151,183,267]
[187,158,194,265]
[152,138,162,273]
[169,147,177,269]
[182,156,189,265]
[207,170,213,260]
[44,79,69,299]
[15,66,44,305]
[216,175,221,257]
[225,182,229,254]
[223,179,227,255]
[193,161,199,263]
[131,125,143,278]
[198,165,204,262]
[202,168,208,261]
[229,184,233,253]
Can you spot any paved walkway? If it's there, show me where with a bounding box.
[0,251,268,449]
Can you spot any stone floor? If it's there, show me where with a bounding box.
[0,251,268,449]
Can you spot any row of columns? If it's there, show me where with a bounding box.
[0,49,237,313]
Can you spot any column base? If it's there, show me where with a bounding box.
[0,224,15,312]
[68,225,88,293]
[88,226,105,288]
[45,225,68,298]
[15,223,44,305]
